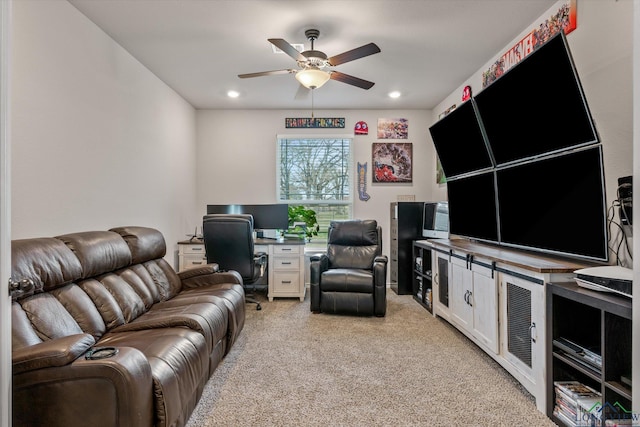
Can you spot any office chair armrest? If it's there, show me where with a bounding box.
[254,252,268,266]
[179,267,242,289]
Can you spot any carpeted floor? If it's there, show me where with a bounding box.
[185,290,556,426]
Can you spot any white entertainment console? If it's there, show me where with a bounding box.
[420,239,594,414]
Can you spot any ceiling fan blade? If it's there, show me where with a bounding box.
[268,38,306,62]
[327,43,381,66]
[330,71,375,90]
[238,69,296,78]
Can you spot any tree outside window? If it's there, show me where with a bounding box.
[276,135,353,248]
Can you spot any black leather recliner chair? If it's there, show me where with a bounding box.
[310,219,387,317]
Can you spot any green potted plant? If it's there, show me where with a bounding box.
[287,205,320,241]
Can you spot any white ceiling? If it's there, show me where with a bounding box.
[68,0,558,110]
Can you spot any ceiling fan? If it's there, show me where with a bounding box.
[238,29,381,90]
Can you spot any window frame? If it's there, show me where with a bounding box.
[276,134,355,247]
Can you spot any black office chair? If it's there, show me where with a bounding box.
[202,214,267,310]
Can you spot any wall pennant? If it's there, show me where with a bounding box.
[357,162,371,201]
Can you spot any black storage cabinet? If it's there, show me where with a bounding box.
[390,201,424,295]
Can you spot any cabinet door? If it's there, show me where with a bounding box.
[499,273,545,404]
[450,255,473,331]
[470,262,499,354]
[433,251,451,319]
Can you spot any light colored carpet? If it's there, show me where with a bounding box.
[186,290,555,426]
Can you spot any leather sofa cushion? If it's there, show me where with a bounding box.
[327,220,380,270]
[11,237,83,293]
[98,327,209,427]
[167,283,246,351]
[113,301,228,356]
[111,226,167,264]
[56,231,132,278]
[320,268,375,293]
[319,291,374,316]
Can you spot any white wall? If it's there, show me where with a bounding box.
[196,109,434,262]
[10,0,198,264]
[431,0,634,265]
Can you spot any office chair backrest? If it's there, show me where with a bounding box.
[202,214,256,281]
[326,219,382,270]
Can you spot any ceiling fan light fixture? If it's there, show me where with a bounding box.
[295,68,330,89]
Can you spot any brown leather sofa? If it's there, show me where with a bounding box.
[10,226,246,427]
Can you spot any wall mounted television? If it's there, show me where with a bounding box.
[473,32,598,166]
[437,32,608,263]
[496,146,608,262]
[446,171,499,243]
[429,99,493,178]
[206,204,289,230]
[422,201,450,239]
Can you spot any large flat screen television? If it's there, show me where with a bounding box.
[429,99,493,178]
[474,32,598,166]
[206,204,289,230]
[446,171,499,243]
[496,146,608,262]
[422,201,449,239]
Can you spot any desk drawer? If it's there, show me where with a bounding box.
[272,256,300,270]
[181,254,207,270]
[180,244,205,255]
[272,245,301,255]
[272,272,302,293]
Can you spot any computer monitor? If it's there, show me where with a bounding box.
[206,204,289,231]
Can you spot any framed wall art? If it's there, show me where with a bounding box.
[372,142,413,183]
[377,118,408,139]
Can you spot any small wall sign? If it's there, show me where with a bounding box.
[285,118,345,128]
[357,162,371,201]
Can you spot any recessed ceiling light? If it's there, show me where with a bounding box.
[227,90,240,98]
[388,91,401,99]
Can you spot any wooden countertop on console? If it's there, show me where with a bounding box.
[419,238,599,274]
[178,237,305,245]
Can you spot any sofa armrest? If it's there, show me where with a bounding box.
[13,346,154,426]
[373,255,388,317]
[179,266,242,289]
[374,255,388,264]
[309,255,330,312]
[177,263,219,279]
[12,333,95,375]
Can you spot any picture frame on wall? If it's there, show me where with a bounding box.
[377,118,408,139]
[372,142,413,183]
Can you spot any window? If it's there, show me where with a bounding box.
[276,135,353,248]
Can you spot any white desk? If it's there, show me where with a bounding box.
[178,238,306,302]
[255,238,306,302]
